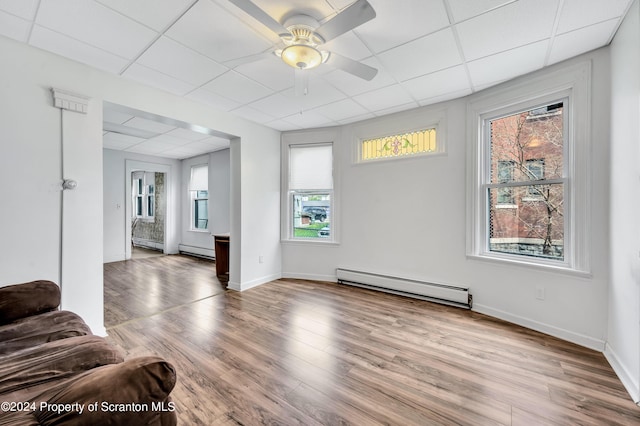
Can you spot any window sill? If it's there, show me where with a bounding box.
[466,252,591,278]
[189,229,210,234]
[281,238,340,247]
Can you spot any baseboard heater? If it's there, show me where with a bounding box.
[336,268,472,309]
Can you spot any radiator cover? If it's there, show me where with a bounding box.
[336,268,471,309]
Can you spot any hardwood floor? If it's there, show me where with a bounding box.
[104,255,640,425]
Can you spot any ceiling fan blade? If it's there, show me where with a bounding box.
[315,0,376,42]
[328,53,378,81]
[229,0,289,35]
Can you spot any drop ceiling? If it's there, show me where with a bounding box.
[0,0,633,158]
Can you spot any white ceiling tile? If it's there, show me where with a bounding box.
[280,78,347,110]
[165,127,210,142]
[30,25,129,74]
[373,101,419,116]
[185,89,242,111]
[352,84,416,113]
[122,63,196,96]
[103,132,145,150]
[355,0,450,54]
[401,65,470,101]
[282,110,337,128]
[264,119,302,131]
[103,108,134,125]
[456,0,559,61]
[467,40,548,87]
[202,71,273,104]
[231,106,277,124]
[548,19,620,66]
[0,10,30,42]
[446,0,516,23]
[0,0,38,20]
[378,28,462,82]
[235,57,295,92]
[136,36,227,86]
[337,112,375,125]
[166,0,273,63]
[95,0,195,32]
[147,134,191,147]
[418,88,472,107]
[311,98,370,121]
[556,0,631,34]
[123,117,176,134]
[249,93,303,119]
[322,56,396,96]
[125,140,176,154]
[36,0,158,59]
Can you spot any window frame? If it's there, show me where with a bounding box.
[189,164,209,232]
[132,172,155,221]
[281,129,338,245]
[467,62,591,275]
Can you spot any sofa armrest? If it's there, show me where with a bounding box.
[0,281,60,325]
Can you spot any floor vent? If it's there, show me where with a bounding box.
[336,268,471,309]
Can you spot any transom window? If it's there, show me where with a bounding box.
[361,128,436,161]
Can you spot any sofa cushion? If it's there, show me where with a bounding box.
[34,356,177,425]
[0,335,124,397]
[0,311,91,356]
[0,281,60,325]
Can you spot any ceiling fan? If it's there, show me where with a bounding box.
[228,0,378,85]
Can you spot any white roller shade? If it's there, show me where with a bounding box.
[289,144,333,190]
[190,164,208,191]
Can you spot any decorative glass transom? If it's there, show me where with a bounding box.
[361,128,436,161]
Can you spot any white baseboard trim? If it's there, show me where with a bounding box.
[178,244,214,259]
[604,343,640,403]
[227,273,282,292]
[473,303,606,352]
[281,272,338,282]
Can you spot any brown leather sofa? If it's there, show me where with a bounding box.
[0,280,177,425]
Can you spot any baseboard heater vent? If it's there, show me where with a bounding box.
[336,268,471,309]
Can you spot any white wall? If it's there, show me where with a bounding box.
[607,0,640,403]
[103,149,181,263]
[0,35,281,333]
[282,48,612,352]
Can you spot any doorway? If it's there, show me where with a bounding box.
[130,170,166,257]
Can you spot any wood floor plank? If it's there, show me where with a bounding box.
[104,255,640,425]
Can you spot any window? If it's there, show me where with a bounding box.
[132,171,154,220]
[288,143,333,241]
[467,62,591,273]
[361,128,437,161]
[487,102,565,261]
[189,165,208,231]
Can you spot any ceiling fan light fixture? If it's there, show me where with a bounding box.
[281,44,323,70]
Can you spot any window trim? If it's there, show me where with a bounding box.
[281,129,339,244]
[353,106,447,165]
[466,61,591,275]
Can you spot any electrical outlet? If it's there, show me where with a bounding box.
[259,255,264,264]
[535,285,545,301]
